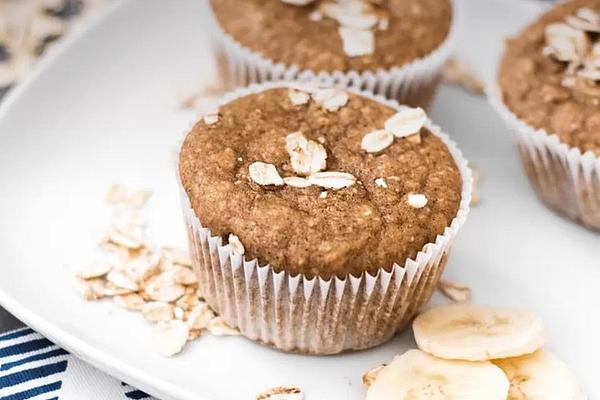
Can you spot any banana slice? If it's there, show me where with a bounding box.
[494,349,587,400]
[366,349,509,400]
[413,304,545,361]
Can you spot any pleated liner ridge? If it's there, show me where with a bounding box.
[489,84,600,231]
[177,82,472,355]
[205,1,459,109]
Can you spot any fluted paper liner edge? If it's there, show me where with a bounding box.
[177,82,472,354]
[206,1,460,109]
[488,82,600,231]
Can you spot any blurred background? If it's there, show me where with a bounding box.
[0,0,111,332]
[0,0,110,97]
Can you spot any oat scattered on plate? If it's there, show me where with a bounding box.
[437,278,472,303]
[442,58,485,96]
[256,386,303,400]
[75,184,240,357]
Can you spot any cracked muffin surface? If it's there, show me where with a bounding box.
[179,88,462,278]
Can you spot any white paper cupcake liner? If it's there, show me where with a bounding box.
[489,84,600,231]
[177,82,472,354]
[206,1,459,109]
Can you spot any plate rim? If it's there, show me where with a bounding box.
[0,1,211,399]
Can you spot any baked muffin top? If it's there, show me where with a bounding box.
[209,0,453,73]
[179,87,462,278]
[499,0,600,156]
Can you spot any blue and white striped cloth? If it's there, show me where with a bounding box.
[0,328,156,399]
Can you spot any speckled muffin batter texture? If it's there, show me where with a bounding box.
[179,88,462,278]
[499,0,600,156]
[209,0,453,73]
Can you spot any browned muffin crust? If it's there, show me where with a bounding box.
[179,88,462,278]
[498,0,600,156]
[209,0,452,73]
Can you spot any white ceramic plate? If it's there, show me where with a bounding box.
[0,1,598,399]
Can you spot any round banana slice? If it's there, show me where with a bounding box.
[366,349,509,400]
[494,350,587,400]
[413,303,545,361]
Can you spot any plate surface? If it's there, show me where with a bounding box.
[0,1,598,399]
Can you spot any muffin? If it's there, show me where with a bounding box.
[178,82,471,354]
[492,0,600,230]
[207,0,457,108]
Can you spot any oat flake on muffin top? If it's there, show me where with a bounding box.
[209,0,453,73]
[499,0,600,156]
[179,87,462,278]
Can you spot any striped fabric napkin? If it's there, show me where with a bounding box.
[0,327,156,400]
